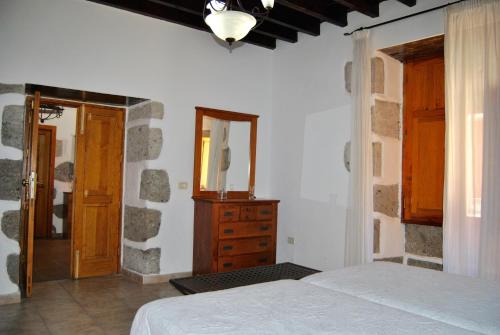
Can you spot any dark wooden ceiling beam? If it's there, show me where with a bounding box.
[150,0,297,43]
[274,0,348,26]
[332,0,379,18]
[395,0,417,6]
[87,0,276,49]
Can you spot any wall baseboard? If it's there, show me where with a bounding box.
[0,292,21,305]
[121,268,192,285]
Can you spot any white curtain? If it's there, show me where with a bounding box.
[444,0,500,280]
[345,30,373,266]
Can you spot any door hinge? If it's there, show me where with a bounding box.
[74,250,80,279]
[80,106,86,135]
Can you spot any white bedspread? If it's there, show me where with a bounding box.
[131,279,479,335]
[302,262,500,335]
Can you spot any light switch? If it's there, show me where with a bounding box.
[178,182,188,190]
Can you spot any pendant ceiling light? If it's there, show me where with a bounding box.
[204,0,274,46]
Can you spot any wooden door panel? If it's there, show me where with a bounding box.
[410,114,445,217]
[34,126,56,238]
[74,105,124,278]
[402,55,445,225]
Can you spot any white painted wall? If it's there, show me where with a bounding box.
[41,107,77,234]
[270,0,449,270]
[0,0,273,276]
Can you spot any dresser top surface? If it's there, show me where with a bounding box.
[192,198,280,204]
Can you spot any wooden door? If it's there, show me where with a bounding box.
[73,104,124,278]
[20,92,41,297]
[402,56,445,225]
[34,125,56,239]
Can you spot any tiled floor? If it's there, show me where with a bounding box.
[33,239,71,282]
[0,275,182,335]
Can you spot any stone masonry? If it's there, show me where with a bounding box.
[126,126,162,162]
[374,219,380,254]
[6,254,19,284]
[344,57,384,94]
[1,105,25,150]
[1,210,20,242]
[128,101,164,122]
[124,206,161,242]
[372,99,400,139]
[405,224,443,258]
[140,169,170,203]
[123,246,160,274]
[54,161,74,182]
[373,184,399,218]
[0,159,23,200]
[407,258,443,271]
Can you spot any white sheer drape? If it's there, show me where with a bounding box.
[443,0,500,280]
[345,30,373,266]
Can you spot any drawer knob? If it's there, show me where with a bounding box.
[224,211,234,217]
[223,229,234,234]
[258,258,268,263]
[223,245,233,251]
[260,226,269,231]
[259,242,268,247]
[223,262,233,268]
[260,210,272,215]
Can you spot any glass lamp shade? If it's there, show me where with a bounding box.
[205,10,257,43]
[261,0,274,9]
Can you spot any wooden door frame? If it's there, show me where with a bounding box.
[20,96,125,293]
[36,125,57,238]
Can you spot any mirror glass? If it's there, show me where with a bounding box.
[199,116,250,192]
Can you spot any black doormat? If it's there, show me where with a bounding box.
[170,262,320,295]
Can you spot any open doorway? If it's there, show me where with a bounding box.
[32,105,77,282]
[19,84,146,297]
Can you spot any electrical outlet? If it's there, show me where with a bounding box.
[287,237,295,245]
[178,182,188,190]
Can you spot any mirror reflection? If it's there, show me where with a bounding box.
[200,116,250,192]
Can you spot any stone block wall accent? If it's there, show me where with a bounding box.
[405,224,443,258]
[373,219,380,253]
[344,57,384,94]
[373,142,382,177]
[128,101,164,121]
[1,211,19,242]
[126,126,162,162]
[374,256,403,264]
[1,105,25,150]
[0,84,24,95]
[373,184,399,218]
[123,100,168,276]
[123,246,160,274]
[0,83,24,301]
[140,169,170,203]
[6,254,19,284]
[407,258,443,271]
[344,141,381,177]
[124,206,161,242]
[54,161,74,182]
[0,159,23,201]
[372,99,400,139]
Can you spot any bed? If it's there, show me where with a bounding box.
[131,262,499,335]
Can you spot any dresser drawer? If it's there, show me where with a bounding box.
[256,205,274,220]
[218,252,273,272]
[219,206,240,222]
[239,206,257,221]
[219,221,273,239]
[219,237,272,256]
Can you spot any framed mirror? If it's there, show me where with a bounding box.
[192,106,258,199]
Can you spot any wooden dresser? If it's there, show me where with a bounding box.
[193,198,279,275]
